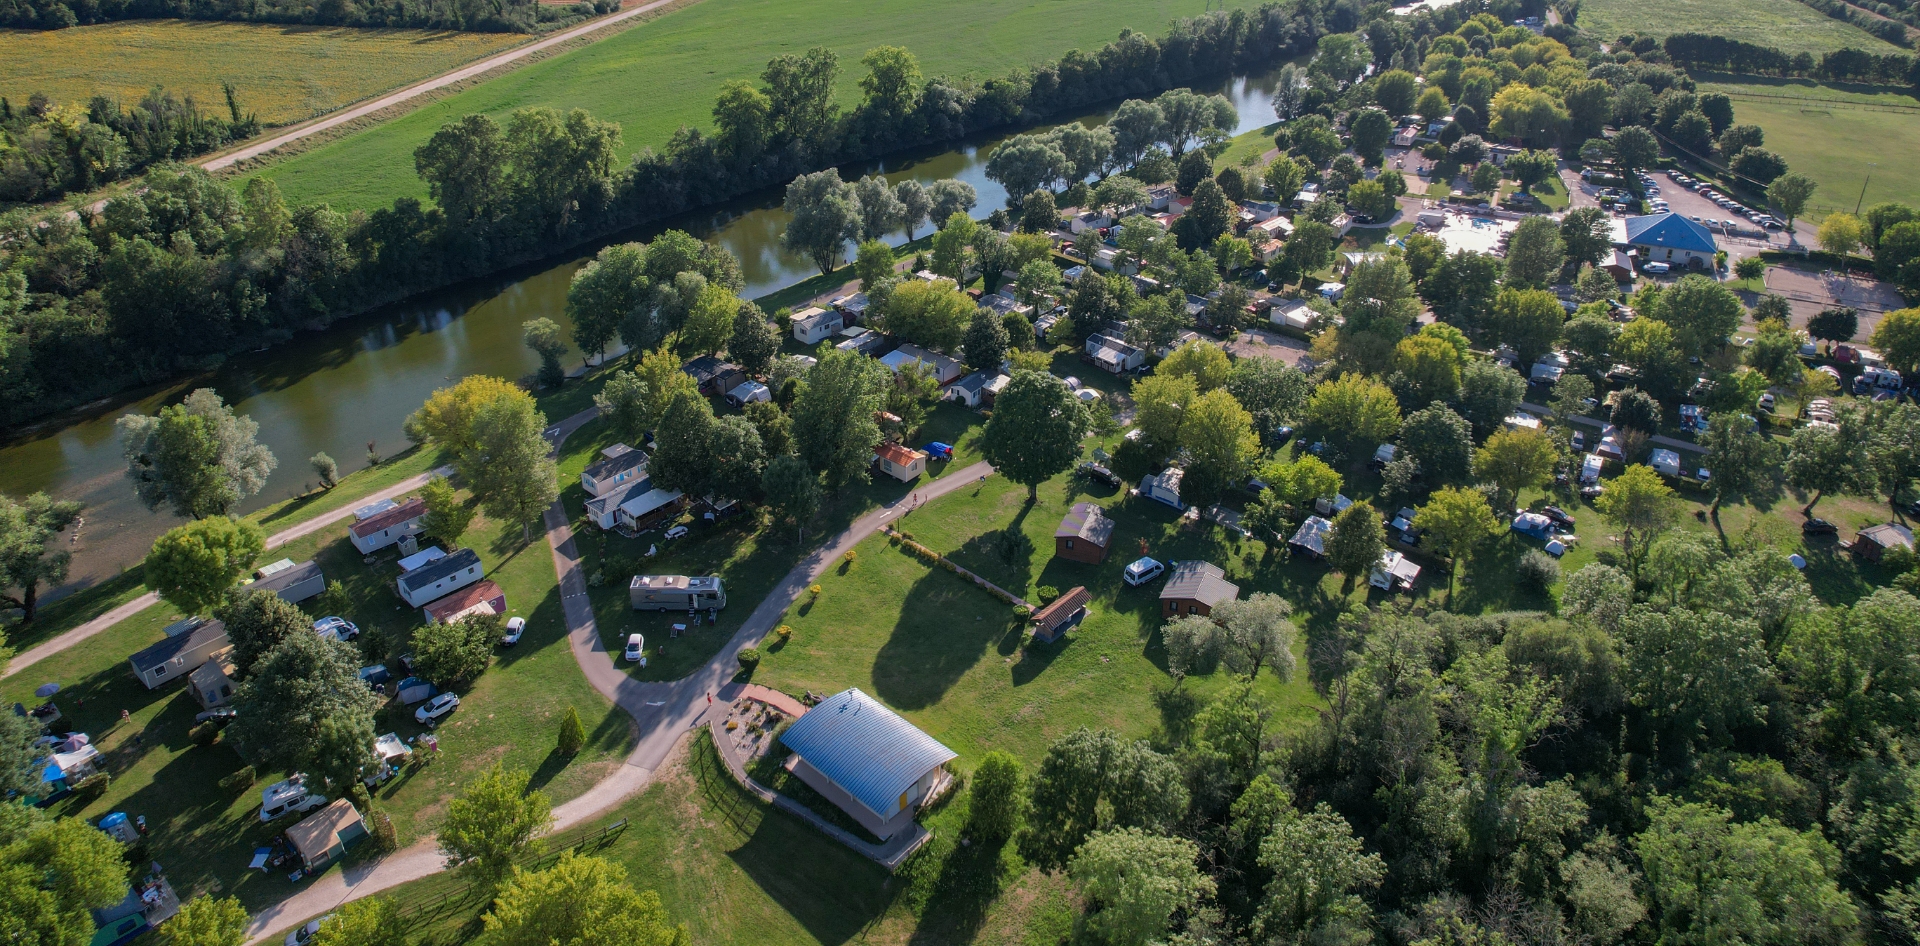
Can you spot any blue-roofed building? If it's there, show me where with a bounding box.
[777,688,957,840]
[1623,213,1717,270]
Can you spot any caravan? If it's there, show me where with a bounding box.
[630,575,728,611]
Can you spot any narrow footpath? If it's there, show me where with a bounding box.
[4,467,451,679]
[244,407,993,943]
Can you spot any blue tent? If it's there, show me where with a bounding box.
[397,677,437,705]
[924,442,954,461]
[359,665,393,689]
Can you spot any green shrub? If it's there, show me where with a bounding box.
[1037,585,1059,604]
[557,705,586,756]
[219,765,255,792]
[368,810,399,853]
[1516,550,1562,592]
[71,772,110,800]
[737,647,762,670]
[189,722,220,747]
[349,783,373,812]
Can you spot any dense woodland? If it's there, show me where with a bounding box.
[0,87,260,204]
[0,0,1353,426]
[0,0,606,33]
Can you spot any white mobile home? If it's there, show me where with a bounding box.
[630,575,727,611]
[792,306,845,345]
[348,497,425,553]
[581,445,648,498]
[395,548,482,608]
[130,617,230,690]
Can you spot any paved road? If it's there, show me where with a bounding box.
[1520,402,1708,455]
[199,0,689,173]
[4,467,450,679]
[245,407,994,943]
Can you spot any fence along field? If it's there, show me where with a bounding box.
[254,0,1252,212]
[0,20,528,126]
[1696,76,1920,219]
[1578,0,1906,56]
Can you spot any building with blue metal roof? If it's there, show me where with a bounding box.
[1623,213,1718,270]
[777,688,957,840]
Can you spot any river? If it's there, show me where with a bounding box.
[0,70,1285,599]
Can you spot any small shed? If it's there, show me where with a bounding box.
[946,372,990,408]
[1140,468,1185,511]
[250,559,325,605]
[874,442,928,482]
[1855,523,1915,562]
[777,688,956,841]
[188,650,238,709]
[983,373,1011,406]
[1030,587,1091,643]
[1085,334,1146,373]
[285,800,368,871]
[831,293,871,322]
[422,579,506,624]
[349,497,425,553]
[1159,560,1240,619]
[1054,502,1115,564]
[130,618,230,690]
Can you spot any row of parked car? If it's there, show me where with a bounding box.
[1666,169,1784,230]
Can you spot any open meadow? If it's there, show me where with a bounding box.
[0,21,528,126]
[1695,75,1920,218]
[1576,0,1905,56]
[257,0,1254,211]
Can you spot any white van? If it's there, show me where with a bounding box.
[259,777,327,823]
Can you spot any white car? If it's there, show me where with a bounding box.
[624,633,646,663]
[663,525,689,540]
[1642,262,1670,274]
[1123,557,1165,587]
[499,616,526,647]
[1076,388,1100,403]
[313,616,358,642]
[285,917,332,946]
[414,693,459,726]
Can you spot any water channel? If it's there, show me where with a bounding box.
[0,70,1286,597]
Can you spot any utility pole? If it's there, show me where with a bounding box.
[1855,163,1876,215]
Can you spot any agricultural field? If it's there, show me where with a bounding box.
[1696,76,1920,218]
[1577,0,1905,56]
[0,21,528,126]
[258,0,1255,211]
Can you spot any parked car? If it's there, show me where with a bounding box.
[1269,425,1296,447]
[1542,506,1577,529]
[195,707,238,724]
[663,525,689,540]
[1570,430,1586,451]
[1758,392,1776,412]
[415,693,460,727]
[499,616,526,647]
[624,633,646,663]
[1078,462,1121,489]
[286,917,332,946]
[313,616,358,642]
[1642,262,1670,275]
[1802,518,1839,536]
[1123,557,1165,587]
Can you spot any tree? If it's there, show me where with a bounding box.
[1634,798,1855,945]
[1415,86,1450,123]
[1612,125,1659,176]
[1767,173,1817,230]
[1158,341,1232,393]
[1551,373,1597,421]
[1348,108,1394,163]
[566,244,648,363]
[413,613,499,687]
[986,134,1070,199]
[1255,805,1386,942]
[1786,420,1868,516]
[214,588,310,676]
[1154,88,1236,157]
[651,391,720,499]
[229,632,379,795]
[1396,402,1472,486]
[1652,275,1743,358]
[1700,412,1782,513]
[145,517,264,616]
[1818,212,1867,258]
[728,304,779,374]
[1393,332,1463,405]
[1019,189,1058,234]
[1416,486,1500,598]
[1560,207,1612,274]
[0,492,81,622]
[962,309,1009,375]
[1264,156,1307,205]
[1021,728,1188,870]
[893,180,932,240]
[1175,179,1232,249]
[1594,464,1678,580]
[594,348,698,445]
[1271,63,1308,121]
[1265,455,1344,514]
[1730,147,1788,185]
[1470,160,1500,194]
[1505,149,1555,193]
[928,179,978,226]
[1576,265,1619,303]
[118,388,276,520]
[1212,592,1298,681]
[1485,288,1564,363]
[1456,360,1528,438]
[853,175,905,242]
[461,392,558,541]
[1285,219,1338,277]
[1807,307,1859,350]
[414,113,506,229]
[711,79,771,160]
[1346,179,1395,222]
[310,452,338,489]
[782,170,860,275]
[484,853,689,946]
[406,376,523,458]
[0,809,128,946]
[677,283,737,356]
[1374,69,1419,115]
[1179,389,1259,507]
[1307,374,1400,450]
[968,751,1027,843]
[441,762,553,893]
[1327,500,1387,584]
[1015,258,1064,305]
[982,371,1087,500]
[522,317,566,387]
[1474,427,1557,513]
[880,279,972,352]
[1069,828,1214,946]
[1504,215,1565,289]
[309,897,408,946]
[791,348,888,487]
[761,455,821,542]
[166,895,249,946]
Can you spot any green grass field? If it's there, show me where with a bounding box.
[258,0,1251,212]
[0,21,527,126]
[1577,0,1905,56]
[1695,76,1920,219]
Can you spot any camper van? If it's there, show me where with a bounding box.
[629,575,727,611]
[259,777,327,823]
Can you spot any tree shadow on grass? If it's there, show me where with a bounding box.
[871,568,1020,712]
[527,747,571,792]
[904,837,1018,946]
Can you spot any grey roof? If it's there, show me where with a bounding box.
[1158,560,1239,606]
[1291,516,1333,556]
[252,560,323,596]
[1055,502,1115,547]
[778,688,956,818]
[949,372,989,394]
[586,478,657,520]
[1861,522,1915,549]
[583,447,647,483]
[130,618,227,674]
[397,548,480,595]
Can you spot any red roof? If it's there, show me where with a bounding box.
[1031,586,1091,629]
[875,443,923,467]
[350,497,425,538]
[423,580,504,622]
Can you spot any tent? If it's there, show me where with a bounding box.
[1511,513,1555,540]
[397,677,438,705]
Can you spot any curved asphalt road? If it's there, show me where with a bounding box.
[200,0,690,173]
[243,406,993,943]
